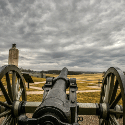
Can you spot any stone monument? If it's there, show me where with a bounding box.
[8,44,19,67]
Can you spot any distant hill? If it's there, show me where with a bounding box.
[19,67,103,75]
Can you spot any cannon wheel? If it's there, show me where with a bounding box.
[0,65,27,125]
[99,67,125,124]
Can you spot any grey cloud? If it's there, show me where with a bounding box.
[50,52,69,59]
[0,0,125,71]
[0,55,7,60]
[9,0,21,3]
[0,0,7,10]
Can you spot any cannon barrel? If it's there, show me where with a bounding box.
[44,67,68,101]
[50,67,68,91]
[32,67,71,124]
[58,67,68,77]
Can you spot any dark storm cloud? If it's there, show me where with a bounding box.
[0,0,125,71]
[0,0,7,10]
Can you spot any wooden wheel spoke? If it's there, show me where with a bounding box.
[0,81,12,104]
[20,79,26,100]
[12,71,16,101]
[17,88,23,100]
[109,109,123,115]
[109,80,119,105]
[104,76,111,103]
[100,84,105,103]
[6,72,13,102]
[13,118,17,125]
[103,85,106,101]
[108,74,115,103]
[0,101,12,109]
[15,78,20,100]
[109,119,112,125]
[109,115,120,125]
[105,120,108,125]
[16,78,20,91]
[0,110,11,118]
[110,93,121,109]
[1,115,8,125]
[99,119,105,125]
[9,117,13,125]
[2,114,12,125]
[6,114,12,124]
[11,118,14,125]
[102,86,105,96]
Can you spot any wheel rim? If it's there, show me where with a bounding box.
[0,65,27,125]
[99,67,125,125]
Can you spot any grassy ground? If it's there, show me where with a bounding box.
[77,92,122,105]
[26,94,43,102]
[0,73,123,106]
[46,73,103,81]
[30,76,46,82]
[0,92,122,105]
[26,87,42,91]
[77,92,101,103]
[30,73,102,90]
[0,94,43,102]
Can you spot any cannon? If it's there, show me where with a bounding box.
[0,65,125,125]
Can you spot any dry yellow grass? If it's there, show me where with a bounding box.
[0,73,123,106]
[30,83,45,88]
[45,74,59,78]
[77,92,101,103]
[26,87,42,91]
[32,73,102,90]
[30,76,46,82]
[27,94,43,102]
[46,73,103,81]
[0,94,43,102]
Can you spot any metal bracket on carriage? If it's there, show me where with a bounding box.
[42,77,54,91]
[69,78,77,105]
[42,77,55,100]
[69,78,79,123]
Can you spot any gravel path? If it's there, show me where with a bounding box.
[29,81,46,84]
[26,86,43,90]
[25,90,101,95]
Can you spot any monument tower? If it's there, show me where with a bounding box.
[8,44,19,67]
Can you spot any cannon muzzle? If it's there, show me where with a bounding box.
[59,67,68,77]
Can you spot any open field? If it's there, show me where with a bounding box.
[30,73,103,89]
[0,73,123,124]
[0,73,122,104]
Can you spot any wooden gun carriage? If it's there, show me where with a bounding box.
[0,65,124,125]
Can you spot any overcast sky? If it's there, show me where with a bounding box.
[0,0,125,72]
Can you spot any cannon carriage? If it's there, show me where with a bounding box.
[0,65,124,125]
